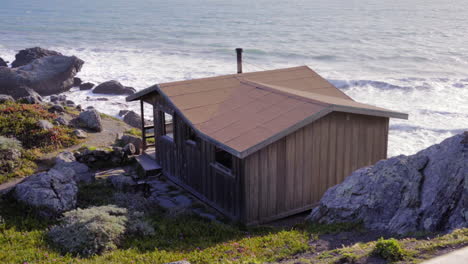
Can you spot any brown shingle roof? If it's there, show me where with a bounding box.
[127,66,408,158]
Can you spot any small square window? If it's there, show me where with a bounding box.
[215,147,232,170]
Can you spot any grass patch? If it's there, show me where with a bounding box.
[124,128,155,144]
[64,106,80,115]
[100,113,122,122]
[1,189,467,264]
[0,149,38,184]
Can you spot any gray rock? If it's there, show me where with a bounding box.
[164,261,191,264]
[0,57,7,67]
[0,94,14,103]
[79,82,94,90]
[11,47,62,68]
[107,174,136,191]
[54,117,69,126]
[54,151,93,184]
[15,86,43,104]
[123,110,143,129]
[308,133,468,234]
[56,151,76,163]
[173,195,192,208]
[37,120,54,130]
[49,104,65,113]
[65,100,75,107]
[123,143,136,155]
[73,109,103,132]
[0,55,84,96]
[73,129,87,139]
[157,197,177,209]
[92,80,136,95]
[118,109,130,117]
[13,168,78,215]
[73,77,82,86]
[119,134,143,154]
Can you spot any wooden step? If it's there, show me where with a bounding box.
[135,153,162,177]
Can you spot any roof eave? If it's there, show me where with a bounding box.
[126,85,159,102]
[331,105,409,120]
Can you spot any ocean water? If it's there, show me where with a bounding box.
[0,0,467,157]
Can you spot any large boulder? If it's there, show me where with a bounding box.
[0,57,7,67]
[79,82,94,90]
[92,80,136,95]
[13,167,78,215]
[119,134,143,154]
[54,151,94,183]
[0,94,14,103]
[123,110,144,129]
[0,55,84,96]
[308,133,468,234]
[11,47,62,68]
[72,109,103,132]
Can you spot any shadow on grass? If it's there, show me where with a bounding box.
[0,194,56,232]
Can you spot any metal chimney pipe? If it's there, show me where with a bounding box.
[236,48,243,74]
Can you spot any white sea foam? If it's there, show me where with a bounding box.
[0,0,467,158]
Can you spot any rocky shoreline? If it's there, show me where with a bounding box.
[0,46,147,129]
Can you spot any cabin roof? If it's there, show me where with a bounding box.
[127,66,407,158]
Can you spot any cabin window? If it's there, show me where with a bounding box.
[214,147,232,171]
[163,113,174,139]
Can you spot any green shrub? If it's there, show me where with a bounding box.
[0,136,22,151]
[47,205,154,257]
[372,238,406,261]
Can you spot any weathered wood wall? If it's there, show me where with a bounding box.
[146,93,243,220]
[242,111,389,224]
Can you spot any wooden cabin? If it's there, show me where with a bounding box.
[126,66,408,225]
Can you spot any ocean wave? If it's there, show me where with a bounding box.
[390,124,467,134]
[328,79,412,91]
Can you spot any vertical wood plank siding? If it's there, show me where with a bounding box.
[147,92,389,224]
[150,94,243,220]
[243,112,389,224]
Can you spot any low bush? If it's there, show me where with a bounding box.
[47,205,154,257]
[0,136,22,150]
[372,238,406,261]
[0,102,78,150]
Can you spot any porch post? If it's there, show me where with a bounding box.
[140,100,147,150]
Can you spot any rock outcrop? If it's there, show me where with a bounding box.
[92,80,136,95]
[0,95,14,103]
[79,82,95,90]
[11,47,62,68]
[0,57,7,67]
[308,132,467,234]
[13,167,78,215]
[74,147,134,168]
[0,55,84,96]
[122,110,143,128]
[119,134,143,155]
[72,109,103,132]
[54,151,94,183]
